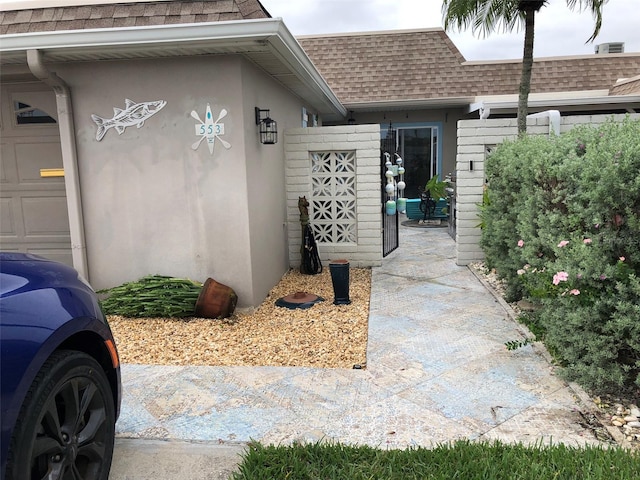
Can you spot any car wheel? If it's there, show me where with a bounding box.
[6,350,116,480]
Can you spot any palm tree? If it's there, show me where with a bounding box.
[442,0,608,134]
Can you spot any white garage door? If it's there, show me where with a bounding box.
[0,83,72,266]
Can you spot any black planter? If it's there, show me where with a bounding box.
[329,259,351,305]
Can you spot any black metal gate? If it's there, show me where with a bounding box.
[381,124,399,257]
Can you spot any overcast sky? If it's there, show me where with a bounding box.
[260,0,639,61]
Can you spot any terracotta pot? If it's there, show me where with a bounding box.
[195,278,237,319]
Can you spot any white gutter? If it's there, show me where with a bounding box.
[345,96,475,112]
[26,49,89,280]
[0,18,281,52]
[1,19,346,118]
[467,93,640,116]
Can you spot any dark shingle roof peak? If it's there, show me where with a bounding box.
[0,0,271,34]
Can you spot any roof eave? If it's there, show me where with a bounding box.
[0,18,347,119]
[345,97,476,112]
[469,93,640,115]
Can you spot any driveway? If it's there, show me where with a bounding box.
[111,226,603,477]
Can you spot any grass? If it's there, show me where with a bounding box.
[233,439,640,480]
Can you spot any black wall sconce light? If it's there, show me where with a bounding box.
[255,107,277,144]
[347,110,356,125]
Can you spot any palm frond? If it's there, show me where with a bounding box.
[442,0,523,37]
[566,0,609,42]
[442,0,607,40]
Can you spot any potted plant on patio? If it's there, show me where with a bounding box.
[419,175,449,220]
[424,175,447,201]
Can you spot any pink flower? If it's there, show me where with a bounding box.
[517,240,524,248]
[569,289,580,296]
[558,240,569,248]
[620,256,625,262]
[517,269,526,276]
[583,238,592,245]
[599,274,607,280]
[552,271,569,285]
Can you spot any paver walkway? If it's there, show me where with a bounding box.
[115,225,601,448]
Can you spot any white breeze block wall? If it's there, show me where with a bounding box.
[285,124,382,268]
[456,113,640,266]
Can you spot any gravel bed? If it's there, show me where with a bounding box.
[109,268,370,369]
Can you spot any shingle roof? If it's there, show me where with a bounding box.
[0,0,270,34]
[297,29,640,105]
[3,4,638,106]
[610,75,640,95]
[297,29,467,104]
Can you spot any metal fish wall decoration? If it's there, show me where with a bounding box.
[91,99,167,141]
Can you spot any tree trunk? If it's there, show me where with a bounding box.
[517,7,536,135]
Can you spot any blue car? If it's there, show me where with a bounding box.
[0,253,121,480]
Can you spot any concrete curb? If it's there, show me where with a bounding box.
[110,438,247,480]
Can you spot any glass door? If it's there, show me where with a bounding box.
[396,125,440,199]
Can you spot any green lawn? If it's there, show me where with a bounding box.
[233,439,639,480]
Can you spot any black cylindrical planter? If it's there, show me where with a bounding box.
[329,259,351,305]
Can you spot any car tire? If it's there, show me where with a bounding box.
[5,349,116,480]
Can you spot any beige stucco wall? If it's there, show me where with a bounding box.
[53,55,312,307]
[455,113,640,266]
[239,60,317,306]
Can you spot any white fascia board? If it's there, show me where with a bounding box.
[345,97,475,112]
[0,19,279,53]
[467,101,485,114]
[468,95,640,113]
[0,18,345,117]
[467,93,640,113]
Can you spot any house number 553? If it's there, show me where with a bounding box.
[190,104,231,155]
[196,123,224,135]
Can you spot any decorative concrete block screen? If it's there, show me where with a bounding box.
[285,125,382,268]
[310,151,357,243]
[455,113,640,266]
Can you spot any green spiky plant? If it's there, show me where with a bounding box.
[99,275,203,318]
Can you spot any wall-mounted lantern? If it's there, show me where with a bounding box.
[255,107,277,144]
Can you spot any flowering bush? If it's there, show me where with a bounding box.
[481,117,640,394]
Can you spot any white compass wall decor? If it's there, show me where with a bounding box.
[191,104,231,155]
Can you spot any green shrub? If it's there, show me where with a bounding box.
[481,135,545,300]
[481,117,640,394]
